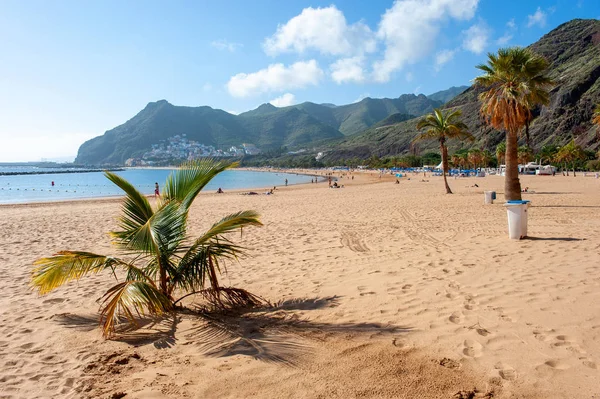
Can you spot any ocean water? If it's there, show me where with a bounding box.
[0,168,315,204]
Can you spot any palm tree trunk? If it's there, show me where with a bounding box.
[441,143,452,194]
[158,258,168,295]
[505,130,522,200]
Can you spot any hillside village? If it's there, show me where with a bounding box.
[124,134,261,166]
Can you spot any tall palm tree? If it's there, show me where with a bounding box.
[415,108,473,194]
[31,159,263,337]
[474,47,553,200]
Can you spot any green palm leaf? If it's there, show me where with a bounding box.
[100,280,173,337]
[163,158,235,210]
[171,211,262,293]
[32,251,146,295]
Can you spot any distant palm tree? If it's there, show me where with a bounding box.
[415,108,473,194]
[451,154,462,169]
[467,149,480,168]
[593,104,600,131]
[495,142,506,165]
[481,150,493,168]
[517,146,534,165]
[32,159,263,337]
[538,144,559,165]
[555,139,586,177]
[475,47,553,200]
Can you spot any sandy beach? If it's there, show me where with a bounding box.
[1,171,599,398]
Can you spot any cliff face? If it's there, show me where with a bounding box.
[324,19,600,161]
[447,18,600,150]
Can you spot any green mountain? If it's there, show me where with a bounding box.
[323,19,600,162]
[427,86,470,104]
[76,100,343,165]
[76,93,448,165]
[290,94,442,136]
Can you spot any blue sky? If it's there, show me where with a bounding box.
[0,0,598,161]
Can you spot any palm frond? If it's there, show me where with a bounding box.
[32,251,130,295]
[105,171,154,227]
[162,159,235,210]
[195,211,262,245]
[100,280,173,337]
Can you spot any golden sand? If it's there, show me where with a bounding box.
[1,172,598,398]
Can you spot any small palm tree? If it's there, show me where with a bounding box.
[415,108,473,194]
[31,159,263,337]
[475,47,553,200]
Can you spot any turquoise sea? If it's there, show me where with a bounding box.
[0,168,315,204]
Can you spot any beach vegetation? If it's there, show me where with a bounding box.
[555,140,587,177]
[415,108,473,194]
[594,104,600,131]
[474,47,553,200]
[31,159,263,337]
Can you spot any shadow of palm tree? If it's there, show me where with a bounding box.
[56,297,411,366]
[179,300,411,366]
[525,236,584,241]
[52,312,178,349]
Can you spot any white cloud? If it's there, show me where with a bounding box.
[211,39,243,52]
[527,7,547,28]
[372,0,479,82]
[263,6,376,56]
[202,83,212,92]
[462,23,489,54]
[496,33,513,45]
[497,18,516,45]
[405,72,414,82]
[353,93,370,103]
[227,60,324,98]
[330,56,366,84]
[269,93,297,107]
[434,49,456,71]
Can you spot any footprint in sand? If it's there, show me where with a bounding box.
[533,328,553,342]
[542,359,571,370]
[461,339,483,358]
[581,359,598,369]
[439,357,462,369]
[449,311,464,324]
[495,362,517,381]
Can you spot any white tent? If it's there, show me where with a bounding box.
[436,162,443,169]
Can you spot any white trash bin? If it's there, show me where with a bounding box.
[484,191,496,204]
[504,200,530,239]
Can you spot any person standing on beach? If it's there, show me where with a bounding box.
[285,178,288,186]
[154,182,159,197]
